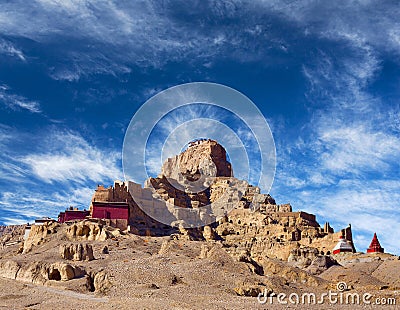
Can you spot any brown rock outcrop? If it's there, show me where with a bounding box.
[23,222,59,253]
[161,139,232,180]
[234,281,269,297]
[93,269,112,293]
[257,257,325,287]
[60,243,94,261]
[0,260,85,284]
[202,225,216,241]
[0,260,20,279]
[65,221,111,241]
[306,255,339,275]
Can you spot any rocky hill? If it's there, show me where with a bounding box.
[93,139,355,263]
[0,139,398,309]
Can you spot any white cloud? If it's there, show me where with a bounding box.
[263,0,400,57]
[0,127,119,224]
[1,1,223,78]
[0,1,306,79]
[0,125,122,188]
[0,125,34,182]
[0,39,26,61]
[0,85,41,113]
[316,125,400,175]
[51,187,94,209]
[0,185,96,224]
[0,124,11,143]
[21,131,122,184]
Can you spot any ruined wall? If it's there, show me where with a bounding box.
[214,204,351,262]
[91,185,113,203]
[299,224,355,255]
[90,181,176,236]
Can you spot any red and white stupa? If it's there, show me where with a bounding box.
[332,236,354,255]
[367,233,384,253]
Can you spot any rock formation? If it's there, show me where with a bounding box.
[0,260,85,284]
[161,139,232,180]
[306,255,339,275]
[60,243,94,261]
[90,139,355,265]
[23,222,59,253]
[65,220,112,241]
[91,269,112,293]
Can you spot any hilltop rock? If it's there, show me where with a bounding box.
[161,139,232,181]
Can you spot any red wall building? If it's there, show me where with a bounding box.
[91,202,129,220]
[58,207,90,223]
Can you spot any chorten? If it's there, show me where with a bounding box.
[367,233,384,253]
[332,235,354,255]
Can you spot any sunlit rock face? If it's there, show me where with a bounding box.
[161,139,232,182]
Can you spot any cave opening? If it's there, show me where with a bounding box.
[49,268,61,281]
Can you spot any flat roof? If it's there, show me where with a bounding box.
[92,201,129,208]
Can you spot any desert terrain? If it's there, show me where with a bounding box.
[0,140,398,309]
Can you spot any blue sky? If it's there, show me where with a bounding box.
[0,1,399,254]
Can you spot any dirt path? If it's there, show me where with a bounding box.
[25,283,109,302]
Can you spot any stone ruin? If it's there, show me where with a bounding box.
[90,139,356,264]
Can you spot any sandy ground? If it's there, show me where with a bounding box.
[0,231,399,309]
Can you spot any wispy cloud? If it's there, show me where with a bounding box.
[315,125,400,176]
[0,85,41,113]
[0,126,122,224]
[0,1,304,80]
[0,0,398,83]
[264,0,400,56]
[20,130,122,184]
[0,185,95,225]
[0,39,26,61]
